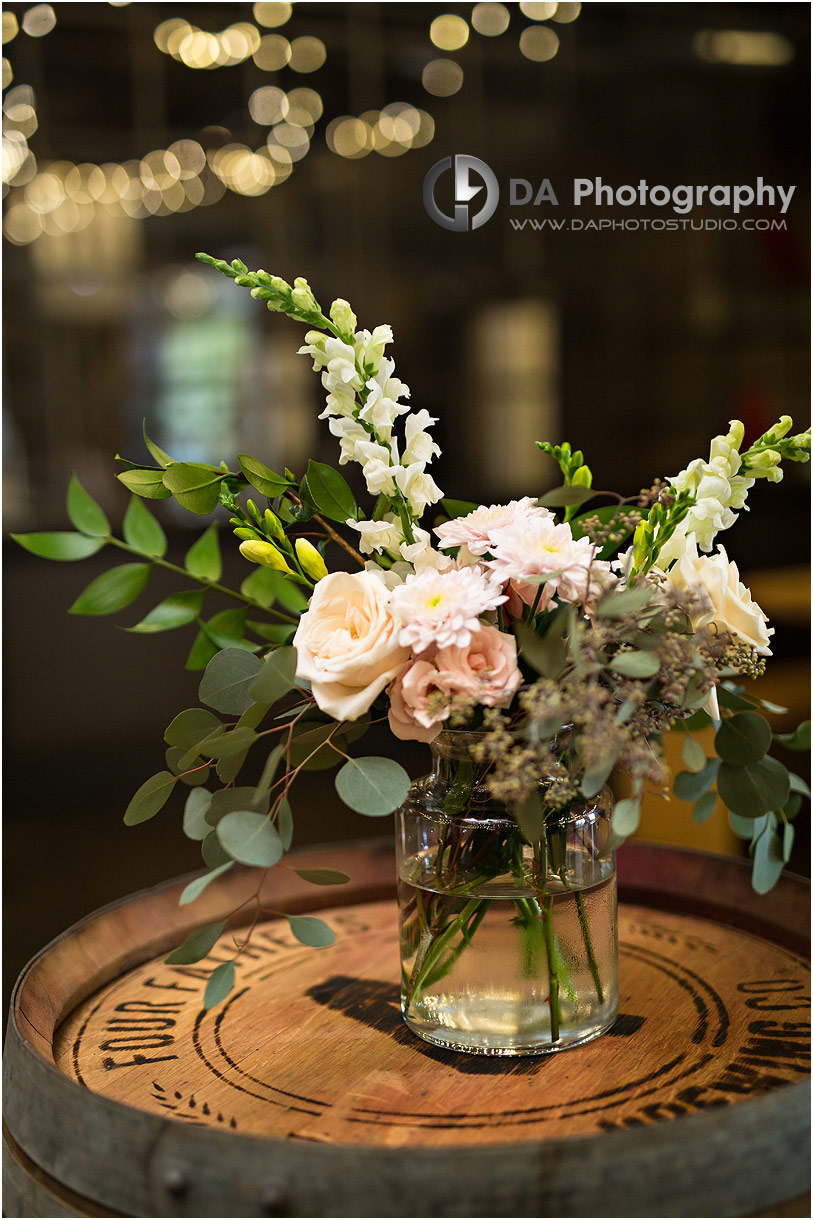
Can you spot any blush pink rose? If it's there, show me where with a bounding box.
[388,625,522,742]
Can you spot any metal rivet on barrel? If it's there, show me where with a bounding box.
[260,1185,289,1216]
[162,1167,189,1197]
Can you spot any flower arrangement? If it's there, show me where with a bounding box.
[14,253,810,1024]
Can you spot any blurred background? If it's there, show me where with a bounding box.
[4,1,810,1005]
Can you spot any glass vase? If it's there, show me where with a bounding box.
[396,730,618,1056]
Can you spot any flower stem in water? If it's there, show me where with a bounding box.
[575,889,605,1005]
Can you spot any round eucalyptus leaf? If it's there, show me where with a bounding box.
[199,647,263,715]
[681,735,707,773]
[179,861,232,905]
[285,914,336,948]
[692,792,717,824]
[335,756,411,816]
[292,868,350,886]
[717,755,791,817]
[165,920,225,966]
[608,651,660,679]
[183,789,212,840]
[203,961,235,1009]
[217,810,283,867]
[715,712,772,767]
[611,796,641,837]
[123,771,176,825]
[672,757,720,802]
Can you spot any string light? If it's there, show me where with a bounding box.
[153,19,261,68]
[288,36,326,73]
[253,34,291,70]
[327,104,434,158]
[519,2,558,19]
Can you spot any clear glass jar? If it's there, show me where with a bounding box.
[396,730,618,1056]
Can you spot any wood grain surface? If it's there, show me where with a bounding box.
[4,841,810,1218]
[53,900,809,1147]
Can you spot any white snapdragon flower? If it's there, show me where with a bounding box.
[355,440,398,496]
[291,277,318,314]
[347,514,404,555]
[359,379,409,438]
[318,379,357,420]
[659,421,754,566]
[395,462,444,514]
[328,417,368,465]
[324,337,362,389]
[329,298,357,337]
[355,325,393,374]
[399,527,455,573]
[402,410,441,466]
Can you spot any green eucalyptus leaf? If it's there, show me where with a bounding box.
[692,791,717,824]
[179,862,232,905]
[11,531,106,561]
[715,712,772,767]
[176,726,225,771]
[673,758,720,802]
[335,756,411,816]
[217,748,250,785]
[277,796,294,850]
[184,524,222,582]
[537,485,595,509]
[199,647,263,714]
[238,454,293,498]
[205,786,267,826]
[717,756,791,817]
[782,821,796,862]
[203,960,235,1009]
[752,816,785,895]
[512,791,544,844]
[608,651,660,679]
[236,701,272,732]
[782,794,803,822]
[67,474,110,537]
[142,422,173,469]
[514,617,567,680]
[284,914,335,948]
[123,496,167,558]
[716,686,754,713]
[163,463,224,514]
[293,868,351,886]
[582,759,616,799]
[789,772,811,798]
[729,811,756,839]
[165,708,223,750]
[249,646,298,704]
[69,563,151,616]
[682,735,707,773]
[127,590,204,633]
[165,920,225,965]
[217,811,283,867]
[124,771,176,825]
[183,788,212,840]
[774,721,811,752]
[596,585,655,619]
[611,796,641,837]
[255,744,284,797]
[117,467,172,500]
[205,727,257,759]
[305,459,356,523]
[202,830,232,867]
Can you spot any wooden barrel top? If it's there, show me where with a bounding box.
[4,840,810,1218]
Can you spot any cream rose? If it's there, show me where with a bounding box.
[293,570,410,720]
[666,544,773,654]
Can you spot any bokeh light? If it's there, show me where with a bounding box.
[253,2,292,28]
[430,15,470,51]
[2,12,19,43]
[288,36,326,73]
[519,2,558,19]
[249,86,289,126]
[422,58,465,96]
[519,25,560,60]
[253,34,292,70]
[471,4,510,37]
[22,5,56,37]
[551,2,581,22]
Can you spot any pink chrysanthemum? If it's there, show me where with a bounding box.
[390,565,507,652]
[486,514,596,604]
[434,497,549,556]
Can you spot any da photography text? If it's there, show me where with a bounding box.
[423,155,797,233]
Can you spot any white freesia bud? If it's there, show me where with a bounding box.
[330,298,357,337]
